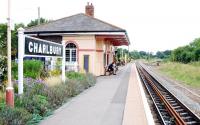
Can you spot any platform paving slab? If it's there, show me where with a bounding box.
[40,64,131,125]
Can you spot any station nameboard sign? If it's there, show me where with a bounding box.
[24,36,63,57]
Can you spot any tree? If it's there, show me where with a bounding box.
[27,18,50,27]
[0,23,25,58]
[0,24,7,56]
[155,50,171,59]
[139,51,147,57]
[156,51,165,59]
[130,50,140,59]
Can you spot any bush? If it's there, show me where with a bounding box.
[45,83,69,109]
[40,70,50,80]
[0,56,7,82]
[23,80,47,97]
[85,73,96,88]
[0,101,5,110]
[3,71,97,124]
[65,80,82,97]
[49,69,61,77]
[12,62,18,79]
[15,94,50,117]
[66,71,85,81]
[0,107,32,125]
[44,76,96,109]
[24,60,44,79]
[66,72,96,91]
[44,76,62,87]
[15,79,50,117]
[12,60,44,79]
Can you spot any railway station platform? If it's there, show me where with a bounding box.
[122,63,154,125]
[40,63,154,125]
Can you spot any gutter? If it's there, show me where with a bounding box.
[24,30,126,34]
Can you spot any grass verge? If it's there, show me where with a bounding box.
[157,62,200,88]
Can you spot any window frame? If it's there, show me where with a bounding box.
[65,43,77,63]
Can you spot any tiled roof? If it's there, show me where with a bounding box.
[25,13,125,34]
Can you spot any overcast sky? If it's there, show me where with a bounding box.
[1,0,200,53]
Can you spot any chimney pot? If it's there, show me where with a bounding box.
[85,2,94,17]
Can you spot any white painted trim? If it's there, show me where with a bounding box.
[65,49,77,63]
[135,63,155,125]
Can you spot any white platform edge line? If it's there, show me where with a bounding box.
[134,64,155,125]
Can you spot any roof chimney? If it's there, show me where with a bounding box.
[85,2,94,17]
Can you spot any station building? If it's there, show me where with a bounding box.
[25,3,130,76]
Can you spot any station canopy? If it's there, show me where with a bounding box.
[95,35,129,46]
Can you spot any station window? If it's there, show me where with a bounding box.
[65,43,77,62]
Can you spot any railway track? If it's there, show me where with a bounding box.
[136,63,200,125]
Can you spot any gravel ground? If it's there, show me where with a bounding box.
[141,63,200,118]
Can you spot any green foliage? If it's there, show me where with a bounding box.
[0,70,96,124]
[49,69,61,76]
[15,95,50,117]
[79,73,96,89]
[28,113,44,124]
[0,91,4,104]
[55,58,62,70]
[0,101,5,110]
[116,48,129,59]
[129,50,141,59]
[129,50,154,60]
[66,71,85,81]
[158,62,200,87]
[190,61,200,67]
[25,83,46,97]
[40,70,50,79]
[0,107,32,125]
[156,50,171,59]
[65,80,82,97]
[85,73,96,86]
[0,56,7,82]
[171,38,200,63]
[0,23,25,57]
[24,60,44,79]
[45,72,96,109]
[13,80,50,124]
[45,83,69,108]
[0,24,7,56]
[0,23,25,82]
[11,61,18,79]
[27,18,50,27]
[12,60,44,79]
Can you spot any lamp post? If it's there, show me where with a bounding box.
[6,0,14,107]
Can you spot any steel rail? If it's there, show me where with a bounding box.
[140,67,186,125]
[136,63,200,125]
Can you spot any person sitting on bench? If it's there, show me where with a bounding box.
[108,61,116,75]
